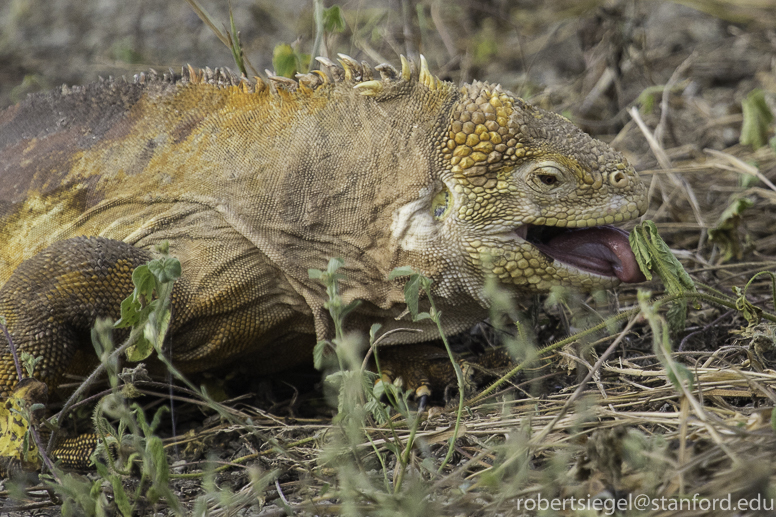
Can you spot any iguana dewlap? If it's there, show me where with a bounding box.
[0,56,647,402]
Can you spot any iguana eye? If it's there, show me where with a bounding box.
[431,187,451,220]
[531,166,563,190]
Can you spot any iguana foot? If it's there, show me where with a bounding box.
[0,378,48,477]
[0,379,108,475]
[373,345,513,411]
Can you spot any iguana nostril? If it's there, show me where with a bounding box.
[610,170,628,186]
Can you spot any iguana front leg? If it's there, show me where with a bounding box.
[0,236,154,399]
[0,237,158,473]
[0,232,309,396]
[0,234,312,471]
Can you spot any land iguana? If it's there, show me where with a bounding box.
[0,56,647,471]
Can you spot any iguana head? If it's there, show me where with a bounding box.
[427,78,647,299]
[372,57,647,305]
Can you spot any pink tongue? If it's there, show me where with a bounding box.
[532,226,646,283]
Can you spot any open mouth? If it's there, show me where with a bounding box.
[515,224,646,283]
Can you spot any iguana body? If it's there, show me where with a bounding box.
[0,57,646,444]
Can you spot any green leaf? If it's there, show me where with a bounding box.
[131,265,156,299]
[313,340,329,370]
[630,221,695,294]
[636,85,665,114]
[322,5,346,33]
[125,335,154,363]
[130,402,149,436]
[666,301,688,337]
[403,274,422,318]
[389,266,417,280]
[148,257,181,284]
[631,221,697,333]
[717,197,753,228]
[272,43,300,78]
[371,379,388,400]
[708,197,754,262]
[114,296,143,329]
[630,230,654,282]
[147,435,169,486]
[340,299,362,320]
[155,307,172,351]
[326,257,345,275]
[143,315,160,351]
[19,352,42,377]
[116,250,180,359]
[111,475,133,517]
[389,266,436,321]
[666,361,694,392]
[733,286,763,325]
[148,405,170,435]
[741,89,774,149]
[324,370,344,385]
[740,173,759,188]
[638,289,693,393]
[227,6,247,76]
[369,323,382,343]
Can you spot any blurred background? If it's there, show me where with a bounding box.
[2,0,774,127]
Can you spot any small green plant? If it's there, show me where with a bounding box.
[308,259,474,504]
[309,257,362,361]
[38,243,183,515]
[34,241,282,515]
[271,1,345,77]
[309,258,397,422]
[18,351,42,378]
[708,196,754,262]
[741,89,774,149]
[310,1,347,65]
[110,38,143,65]
[271,43,309,78]
[114,240,181,362]
[387,266,468,471]
[630,220,697,332]
[183,0,255,76]
[184,0,345,78]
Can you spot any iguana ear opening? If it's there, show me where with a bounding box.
[431,186,452,220]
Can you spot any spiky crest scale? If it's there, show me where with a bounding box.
[123,54,446,101]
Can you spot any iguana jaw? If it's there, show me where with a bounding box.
[516,225,645,283]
